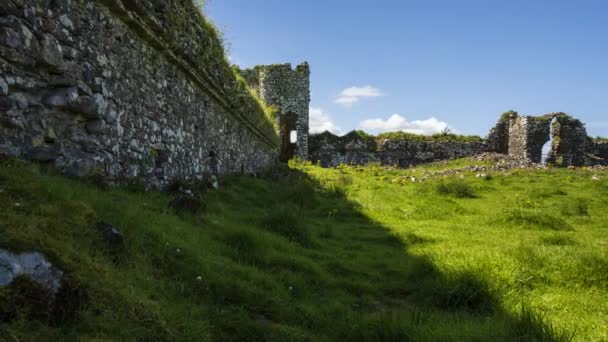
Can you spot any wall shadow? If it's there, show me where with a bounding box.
[214,165,574,341]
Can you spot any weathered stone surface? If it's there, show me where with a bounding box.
[507,114,552,163]
[26,145,58,162]
[0,0,280,188]
[1,116,24,129]
[0,249,64,294]
[0,77,8,95]
[40,33,63,68]
[65,158,97,177]
[240,63,310,161]
[0,95,13,111]
[42,87,78,107]
[309,131,486,168]
[69,94,107,119]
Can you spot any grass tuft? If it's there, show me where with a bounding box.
[260,205,312,246]
[510,306,576,342]
[436,180,477,198]
[560,197,590,217]
[504,209,574,231]
[540,234,577,246]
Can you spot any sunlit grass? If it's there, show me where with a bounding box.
[0,157,606,340]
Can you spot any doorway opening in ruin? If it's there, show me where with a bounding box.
[280,112,298,162]
[541,117,558,164]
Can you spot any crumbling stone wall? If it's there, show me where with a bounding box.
[589,141,608,165]
[240,64,310,161]
[309,132,486,167]
[507,114,552,163]
[0,0,279,187]
[486,116,510,154]
[547,114,590,166]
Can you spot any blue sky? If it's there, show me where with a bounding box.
[206,0,608,137]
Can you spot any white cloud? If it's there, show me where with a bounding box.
[309,107,341,134]
[335,86,383,106]
[359,114,450,135]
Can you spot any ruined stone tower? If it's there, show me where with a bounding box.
[240,63,310,161]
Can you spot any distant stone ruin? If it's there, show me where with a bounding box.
[487,112,602,166]
[1,0,605,187]
[309,112,608,168]
[239,64,310,161]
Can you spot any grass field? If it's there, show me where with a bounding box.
[0,158,606,341]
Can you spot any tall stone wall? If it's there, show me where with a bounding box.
[486,117,510,154]
[548,115,590,166]
[309,132,486,167]
[240,64,310,161]
[0,0,279,187]
[507,115,552,163]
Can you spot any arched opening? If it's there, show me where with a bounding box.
[280,112,298,162]
[541,117,557,164]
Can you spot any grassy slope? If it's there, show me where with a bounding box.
[0,158,606,341]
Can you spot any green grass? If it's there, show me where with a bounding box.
[0,158,606,341]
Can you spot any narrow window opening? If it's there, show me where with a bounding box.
[541,117,558,164]
[290,130,298,144]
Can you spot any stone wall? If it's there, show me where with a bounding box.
[548,115,590,166]
[0,0,279,187]
[240,64,310,161]
[309,132,486,167]
[486,116,510,154]
[507,114,552,163]
[589,141,608,165]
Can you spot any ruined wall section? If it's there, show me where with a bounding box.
[309,132,486,167]
[0,0,279,187]
[486,112,516,154]
[589,141,608,165]
[507,115,551,163]
[241,63,310,160]
[548,114,590,166]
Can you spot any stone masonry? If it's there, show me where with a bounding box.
[311,112,606,168]
[240,63,310,161]
[0,0,281,187]
[309,131,486,168]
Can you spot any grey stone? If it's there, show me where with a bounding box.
[69,94,107,119]
[0,95,14,112]
[0,0,289,188]
[0,27,21,49]
[66,158,97,177]
[104,103,117,123]
[27,145,58,162]
[0,144,21,158]
[40,33,63,68]
[85,119,106,134]
[0,249,63,294]
[1,116,25,130]
[0,1,19,15]
[42,87,78,107]
[0,77,8,96]
[11,93,28,110]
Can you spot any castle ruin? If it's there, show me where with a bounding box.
[0,0,606,188]
[239,64,310,161]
